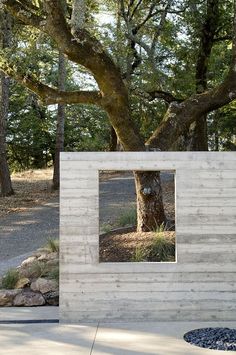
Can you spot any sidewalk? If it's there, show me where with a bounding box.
[0,307,235,354]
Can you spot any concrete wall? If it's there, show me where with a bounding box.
[60,152,236,323]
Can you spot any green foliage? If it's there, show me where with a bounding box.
[64,105,110,152]
[117,207,137,227]
[1,0,236,177]
[100,223,113,233]
[131,246,147,262]
[1,268,20,289]
[45,238,59,253]
[46,265,59,283]
[148,232,175,262]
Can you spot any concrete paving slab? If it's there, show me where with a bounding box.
[0,318,236,355]
[93,321,236,355]
[0,323,97,355]
[0,306,59,321]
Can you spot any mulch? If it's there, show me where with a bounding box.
[99,228,175,262]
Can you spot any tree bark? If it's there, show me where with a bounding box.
[134,171,166,232]
[109,126,118,151]
[53,51,66,190]
[187,116,209,151]
[0,11,14,197]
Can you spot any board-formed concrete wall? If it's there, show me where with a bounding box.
[60,152,236,323]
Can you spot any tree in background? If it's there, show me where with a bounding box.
[0,10,14,196]
[52,51,66,190]
[1,0,236,230]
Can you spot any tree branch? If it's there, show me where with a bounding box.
[146,0,236,150]
[146,90,184,103]
[1,0,44,27]
[0,61,102,106]
[213,35,232,42]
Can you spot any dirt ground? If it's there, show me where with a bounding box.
[100,228,175,262]
[0,169,57,217]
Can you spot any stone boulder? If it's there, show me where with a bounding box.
[38,252,58,262]
[46,259,59,267]
[44,291,59,306]
[0,290,22,306]
[21,256,37,267]
[13,291,45,306]
[31,278,58,294]
[15,277,30,289]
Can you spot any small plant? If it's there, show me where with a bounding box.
[131,246,147,262]
[1,268,20,289]
[100,223,113,233]
[155,222,166,234]
[46,265,59,283]
[45,238,59,253]
[148,231,175,262]
[23,260,50,279]
[117,207,137,227]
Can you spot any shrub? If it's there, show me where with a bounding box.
[117,207,137,227]
[1,268,20,289]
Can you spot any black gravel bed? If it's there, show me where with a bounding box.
[184,327,236,351]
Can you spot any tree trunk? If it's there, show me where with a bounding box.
[109,126,118,151]
[0,11,14,197]
[187,0,219,151]
[134,171,166,232]
[52,51,66,190]
[187,115,208,151]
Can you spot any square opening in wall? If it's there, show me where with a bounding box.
[99,170,176,263]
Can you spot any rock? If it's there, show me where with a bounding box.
[46,259,59,267]
[21,256,37,267]
[13,291,45,306]
[0,289,22,306]
[15,277,30,289]
[44,291,59,306]
[38,252,58,262]
[31,278,58,294]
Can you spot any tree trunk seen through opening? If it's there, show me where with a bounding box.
[134,171,166,232]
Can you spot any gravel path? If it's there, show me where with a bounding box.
[99,172,136,227]
[0,172,174,274]
[0,197,59,275]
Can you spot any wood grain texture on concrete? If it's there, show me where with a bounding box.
[60,152,236,323]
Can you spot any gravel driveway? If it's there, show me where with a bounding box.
[0,197,59,275]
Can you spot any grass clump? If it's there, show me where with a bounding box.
[45,238,59,253]
[117,207,137,227]
[100,223,113,233]
[1,268,20,289]
[148,229,175,262]
[131,246,147,262]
